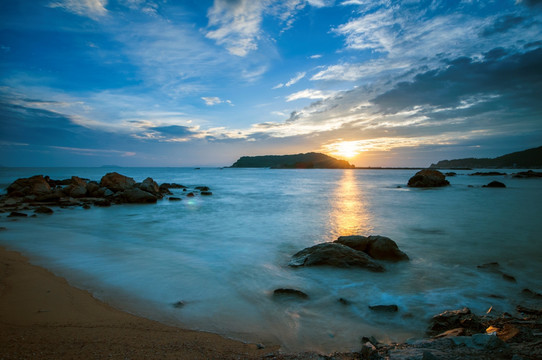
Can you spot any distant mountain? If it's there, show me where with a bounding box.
[430,146,542,169]
[231,152,355,169]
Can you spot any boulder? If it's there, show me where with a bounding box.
[187,192,195,197]
[427,307,484,336]
[407,169,450,187]
[8,211,27,217]
[139,177,161,196]
[159,184,173,195]
[160,183,187,189]
[200,191,213,196]
[6,175,52,197]
[99,172,136,192]
[335,235,409,262]
[65,176,88,198]
[289,243,385,272]
[121,188,158,204]
[195,186,210,191]
[168,197,182,201]
[86,181,100,196]
[482,181,506,188]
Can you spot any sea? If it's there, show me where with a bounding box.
[0,167,541,353]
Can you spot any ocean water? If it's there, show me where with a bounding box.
[0,167,541,352]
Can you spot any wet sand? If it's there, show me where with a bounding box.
[0,246,278,359]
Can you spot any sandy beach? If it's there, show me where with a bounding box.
[0,246,279,360]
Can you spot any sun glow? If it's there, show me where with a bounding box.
[325,141,363,159]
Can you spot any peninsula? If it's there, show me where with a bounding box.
[430,146,542,169]
[230,152,354,169]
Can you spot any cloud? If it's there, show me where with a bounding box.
[273,71,306,89]
[481,14,526,36]
[205,0,265,56]
[48,0,108,20]
[201,96,232,106]
[51,146,136,157]
[148,125,195,137]
[286,89,337,101]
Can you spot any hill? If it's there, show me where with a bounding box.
[230,152,355,169]
[430,146,542,169]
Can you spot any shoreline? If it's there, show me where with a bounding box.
[0,246,280,360]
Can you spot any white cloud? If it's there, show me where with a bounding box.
[309,54,322,59]
[273,71,306,89]
[201,96,232,106]
[286,88,337,101]
[205,0,265,57]
[48,0,108,20]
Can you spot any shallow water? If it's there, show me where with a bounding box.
[0,167,541,352]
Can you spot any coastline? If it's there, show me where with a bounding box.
[0,246,278,360]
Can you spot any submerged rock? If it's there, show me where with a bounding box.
[369,304,399,312]
[273,288,309,299]
[335,235,409,262]
[289,243,385,272]
[408,169,450,187]
[483,181,506,188]
[7,211,27,217]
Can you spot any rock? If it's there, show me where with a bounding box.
[289,243,385,272]
[168,197,182,201]
[522,288,542,298]
[0,227,7,231]
[99,172,136,192]
[335,235,409,262]
[34,206,54,214]
[512,170,542,178]
[470,171,506,176]
[200,191,213,196]
[422,351,439,360]
[407,169,450,187]
[160,183,187,189]
[139,177,161,196]
[272,288,309,299]
[65,176,88,198]
[173,300,185,308]
[195,186,210,191]
[445,172,457,177]
[8,211,27,217]
[369,304,399,312]
[121,188,158,204]
[427,308,484,336]
[338,298,351,305]
[186,192,195,197]
[6,175,52,197]
[483,181,506,188]
[82,204,91,210]
[434,328,465,338]
[361,341,377,359]
[86,181,100,196]
[159,184,173,195]
[493,324,521,342]
[471,333,506,349]
[516,305,542,316]
[477,262,516,282]
[94,199,111,207]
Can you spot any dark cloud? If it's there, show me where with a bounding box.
[481,14,526,37]
[371,47,542,115]
[148,125,195,137]
[518,0,542,8]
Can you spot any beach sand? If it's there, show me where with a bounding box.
[0,246,278,359]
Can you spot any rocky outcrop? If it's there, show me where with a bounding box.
[273,288,309,300]
[335,235,409,262]
[2,173,213,215]
[408,169,450,187]
[289,243,385,272]
[512,170,542,178]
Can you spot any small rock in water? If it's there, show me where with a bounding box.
[483,180,506,188]
[369,304,399,313]
[168,197,182,201]
[338,298,351,305]
[522,288,542,298]
[200,191,213,196]
[34,206,54,214]
[172,301,185,308]
[8,211,27,217]
[272,288,308,300]
[186,192,195,197]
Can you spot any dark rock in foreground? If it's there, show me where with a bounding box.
[100,172,136,192]
[334,235,409,262]
[408,169,450,187]
[482,181,506,188]
[289,243,385,272]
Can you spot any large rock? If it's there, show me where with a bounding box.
[65,176,88,198]
[121,188,158,203]
[427,307,484,336]
[408,169,450,188]
[99,172,136,192]
[289,243,385,272]
[6,175,52,197]
[139,177,160,196]
[335,235,409,262]
[482,181,506,188]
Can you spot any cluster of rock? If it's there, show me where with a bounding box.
[407,169,450,187]
[288,235,408,272]
[1,172,212,216]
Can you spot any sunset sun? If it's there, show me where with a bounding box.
[326,141,362,159]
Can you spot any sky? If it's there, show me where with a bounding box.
[1,0,541,167]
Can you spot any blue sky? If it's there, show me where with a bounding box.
[1,0,541,167]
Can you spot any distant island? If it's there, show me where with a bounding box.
[430,146,542,169]
[230,152,355,169]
